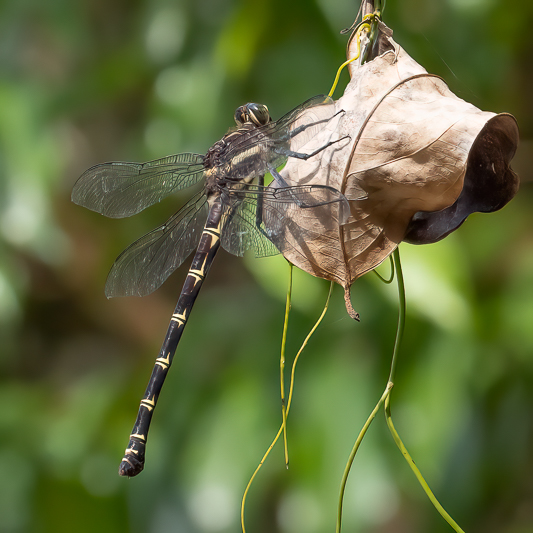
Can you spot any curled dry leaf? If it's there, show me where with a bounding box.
[278,21,519,318]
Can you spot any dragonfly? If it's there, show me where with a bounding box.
[72,94,349,477]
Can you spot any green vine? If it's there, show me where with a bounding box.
[241,273,335,533]
[336,248,466,533]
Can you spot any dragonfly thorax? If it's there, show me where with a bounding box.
[203,139,226,170]
[203,123,269,187]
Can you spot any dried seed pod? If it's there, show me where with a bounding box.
[279,21,519,317]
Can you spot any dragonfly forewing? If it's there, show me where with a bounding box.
[72,153,205,218]
[274,95,337,152]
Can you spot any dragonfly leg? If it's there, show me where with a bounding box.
[266,164,316,209]
[255,174,265,228]
[288,109,345,139]
[266,163,350,223]
[267,165,290,189]
[276,135,350,162]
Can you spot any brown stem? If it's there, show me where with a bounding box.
[344,287,360,321]
[361,0,375,17]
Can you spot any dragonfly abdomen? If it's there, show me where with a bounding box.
[118,201,224,477]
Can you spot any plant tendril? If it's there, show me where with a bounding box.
[241,279,334,533]
[372,255,395,284]
[280,263,292,468]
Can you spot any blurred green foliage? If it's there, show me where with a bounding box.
[0,0,532,532]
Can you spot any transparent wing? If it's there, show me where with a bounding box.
[220,190,279,258]
[72,153,205,218]
[220,184,349,258]
[261,185,350,256]
[267,95,336,152]
[105,192,209,298]
[222,95,336,170]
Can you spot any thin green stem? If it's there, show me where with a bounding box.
[336,382,393,533]
[241,282,334,533]
[328,22,369,97]
[385,247,465,532]
[384,395,466,533]
[373,255,395,284]
[288,282,334,409]
[388,248,405,383]
[336,250,402,533]
[280,263,293,468]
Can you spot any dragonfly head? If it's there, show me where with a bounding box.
[234,103,271,127]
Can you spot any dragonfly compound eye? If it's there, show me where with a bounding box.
[234,106,247,125]
[246,103,271,126]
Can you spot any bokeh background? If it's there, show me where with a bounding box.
[1,0,532,532]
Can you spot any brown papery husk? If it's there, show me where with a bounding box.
[279,21,519,318]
